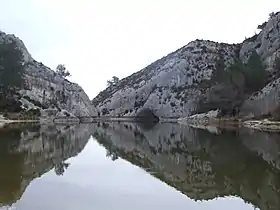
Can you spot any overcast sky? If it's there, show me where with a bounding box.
[0,0,279,98]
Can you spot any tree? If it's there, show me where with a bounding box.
[212,56,226,82]
[227,60,246,88]
[54,161,70,176]
[269,12,275,19]
[112,76,119,83]
[107,76,120,86]
[244,50,267,91]
[101,108,109,115]
[56,64,71,78]
[0,41,25,95]
[105,145,119,161]
[257,21,267,30]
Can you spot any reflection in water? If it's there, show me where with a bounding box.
[92,122,280,210]
[0,122,280,209]
[0,123,92,207]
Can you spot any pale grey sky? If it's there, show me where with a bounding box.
[0,0,279,98]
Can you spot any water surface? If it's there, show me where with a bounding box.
[1,122,280,210]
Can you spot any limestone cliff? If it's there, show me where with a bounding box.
[240,12,280,118]
[93,12,280,119]
[93,40,238,117]
[0,31,96,119]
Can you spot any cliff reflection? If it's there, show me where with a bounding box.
[92,122,280,210]
[0,123,92,207]
[1,121,280,210]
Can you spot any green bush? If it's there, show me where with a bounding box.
[243,51,267,91]
[0,41,25,95]
[101,108,109,115]
[212,51,267,92]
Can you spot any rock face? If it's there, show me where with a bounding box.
[93,40,238,117]
[0,31,96,118]
[93,12,280,119]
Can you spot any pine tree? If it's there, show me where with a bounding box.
[107,76,120,86]
[56,64,71,78]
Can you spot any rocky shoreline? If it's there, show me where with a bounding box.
[177,109,280,132]
[1,113,280,133]
[243,120,280,132]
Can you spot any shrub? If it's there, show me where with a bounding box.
[136,108,159,123]
[257,21,267,30]
[243,50,267,91]
[244,34,258,43]
[63,111,70,117]
[274,56,280,70]
[134,100,145,109]
[101,108,109,115]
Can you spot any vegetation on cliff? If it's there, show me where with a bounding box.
[0,41,25,113]
[196,50,267,116]
[55,64,71,78]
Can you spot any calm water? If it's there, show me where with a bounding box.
[1,123,280,210]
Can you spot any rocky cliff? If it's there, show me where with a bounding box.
[93,12,280,119]
[0,31,96,119]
